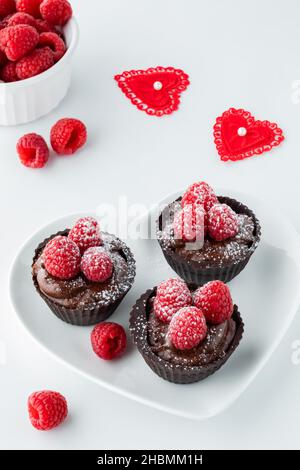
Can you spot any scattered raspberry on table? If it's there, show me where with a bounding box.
[17,132,49,168]
[50,118,87,155]
[91,323,127,360]
[28,390,68,431]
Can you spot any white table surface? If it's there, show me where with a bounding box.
[1,0,300,450]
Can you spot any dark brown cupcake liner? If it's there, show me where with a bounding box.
[130,288,244,384]
[32,229,136,326]
[157,196,261,286]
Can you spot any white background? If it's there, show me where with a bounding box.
[1,0,300,450]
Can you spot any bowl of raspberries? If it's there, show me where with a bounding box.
[0,0,78,125]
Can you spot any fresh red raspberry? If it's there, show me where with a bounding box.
[0,24,39,61]
[91,323,127,360]
[182,181,218,212]
[68,217,102,254]
[0,0,16,19]
[208,203,239,241]
[0,61,18,81]
[43,235,81,280]
[0,48,7,65]
[17,133,49,168]
[173,203,206,243]
[35,18,58,33]
[81,247,113,283]
[194,281,234,325]
[16,46,54,79]
[50,118,87,155]
[168,306,207,350]
[28,390,68,431]
[40,0,72,26]
[153,299,178,325]
[8,12,37,27]
[16,0,42,18]
[0,13,14,28]
[1,61,19,81]
[38,31,65,62]
[154,278,192,323]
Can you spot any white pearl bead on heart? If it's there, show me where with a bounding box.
[153,81,163,91]
[237,127,247,137]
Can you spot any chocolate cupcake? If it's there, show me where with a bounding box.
[32,217,136,326]
[157,182,261,286]
[130,279,244,384]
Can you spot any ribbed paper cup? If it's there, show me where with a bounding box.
[157,196,261,287]
[130,288,244,384]
[32,229,136,326]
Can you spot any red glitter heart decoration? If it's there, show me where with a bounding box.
[114,66,190,117]
[213,108,284,162]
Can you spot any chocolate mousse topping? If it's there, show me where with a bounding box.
[32,230,136,310]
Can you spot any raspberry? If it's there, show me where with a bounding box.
[0,24,39,61]
[208,203,239,241]
[17,133,49,168]
[68,217,102,254]
[91,323,127,360]
[43,235,81,280]
[38,31,65,61]
[0,48,7,65]
[0,14,13,29]
[16,45,54,79]
[28,390,67,431]
[50,118,87,155]
[173,203,206,243]
[168,306,207,351]
[81,247,113,283]
[194,281,234,325]
[0,0,16,19]
[8,12,37,27]
[182,181,218,212]
[16,0,42,18]
[35,18,58,33]
[0,61,18,82]
[40,0,72,26]
[154,278,192,323]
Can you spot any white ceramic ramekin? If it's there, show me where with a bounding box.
[0,17,79,126]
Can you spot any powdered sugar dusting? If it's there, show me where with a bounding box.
[157,198,258,268]
[68,217,102,254]
[33,231,136,310]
